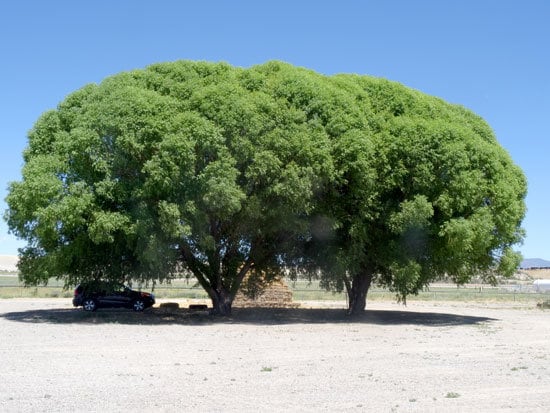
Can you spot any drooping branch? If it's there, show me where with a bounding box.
[179,242,211,292]
[230,257,254,297]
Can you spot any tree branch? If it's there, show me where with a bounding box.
[179,242,211,293]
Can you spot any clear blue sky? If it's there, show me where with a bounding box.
[1,0,548,259]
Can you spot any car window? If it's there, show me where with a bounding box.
[80,281,129,294]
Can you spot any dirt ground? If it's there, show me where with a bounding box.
[0,298,549,412]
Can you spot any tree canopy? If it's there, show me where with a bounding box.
[5,61,526,315]
[307,76,526,313]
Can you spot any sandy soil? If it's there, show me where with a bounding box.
[0,298,549,412]
[523,268,550,280]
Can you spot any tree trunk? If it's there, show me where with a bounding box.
[180,243,253,317]
[346,271,373,316]
[208,287,234,316]
[209,288,233,316]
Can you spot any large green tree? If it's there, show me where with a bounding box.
[4,61,333,315]
[304,76,527,315]
[5,61,526,316]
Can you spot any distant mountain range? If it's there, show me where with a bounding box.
[520,258,550,269]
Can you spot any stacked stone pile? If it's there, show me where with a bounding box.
[234,278,299,308]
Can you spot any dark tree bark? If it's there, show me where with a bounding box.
[181,243,253,316]
[346,270,374,316]
[205,264,250,316]
[208,286,233,316]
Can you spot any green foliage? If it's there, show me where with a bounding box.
[295,70,526,308]
[5,60,526,314]
[5,61,335,313]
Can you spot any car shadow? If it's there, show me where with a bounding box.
[1,306,497,327]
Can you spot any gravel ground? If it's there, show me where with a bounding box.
[0,298,549,412]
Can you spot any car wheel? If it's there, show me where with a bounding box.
[132,299,145,312]
[82,298,97,312]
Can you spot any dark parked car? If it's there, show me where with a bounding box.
[73,281,155,312]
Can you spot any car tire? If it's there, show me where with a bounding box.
[132,299,145,312]
[82,298,97,312]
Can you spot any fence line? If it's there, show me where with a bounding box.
[1,282,548,302]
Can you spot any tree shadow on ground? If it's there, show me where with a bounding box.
[1,306,497,326]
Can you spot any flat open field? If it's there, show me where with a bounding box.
[1,298,549,412]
